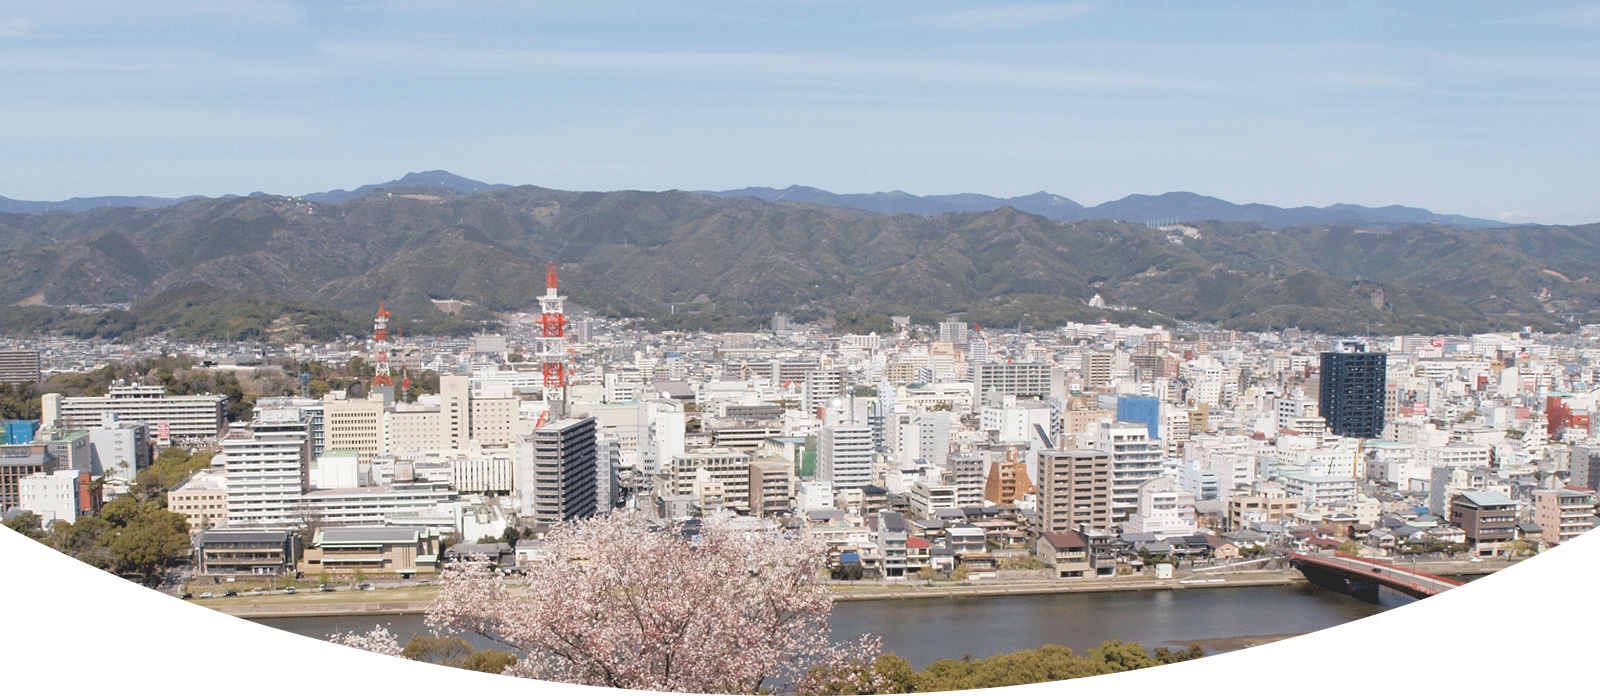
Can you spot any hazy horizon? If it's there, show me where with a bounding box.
[3,2,1598,224]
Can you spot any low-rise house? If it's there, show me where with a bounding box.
[906,536,932,572]
[946,526,986,554]
[1450,490,1518,556]
[301,526,441,577]
[876,511,909,578]
[1205,535,1240,560]
[957,551,997,578]
[443,542,513,566]
[198,529,301,576]
[1037,530,1092,579]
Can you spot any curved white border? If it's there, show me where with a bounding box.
[4,524,1593,694]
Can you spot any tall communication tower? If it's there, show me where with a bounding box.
[537,262,568,404]
[372,302,394,387]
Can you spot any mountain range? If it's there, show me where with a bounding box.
[0,172,1593,343]
[701,186,1511,229]
[3,171,1511,229]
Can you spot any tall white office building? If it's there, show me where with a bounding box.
[819,425,875,488]
[1088,420,1166,522]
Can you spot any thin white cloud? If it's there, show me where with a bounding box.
[317,42,1214,92]
[915,4,1094,29]
[0,47,323,84]
[1502,7,1600,26]
[0,17,32,37]
[1430,52,1600,82]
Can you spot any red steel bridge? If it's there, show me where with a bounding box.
[1289,552,1464,600]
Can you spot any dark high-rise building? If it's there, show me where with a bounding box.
[519,417,598,524]
[1319,344,1387,439]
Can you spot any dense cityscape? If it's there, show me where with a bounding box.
[6,259,1593,583]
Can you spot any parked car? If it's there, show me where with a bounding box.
[222,590,238,597]
[358,583,375,591]
[284,587,296,594]
[318,585,335,592]
[199,592,214,599]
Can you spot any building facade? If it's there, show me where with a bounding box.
[516,417,598,525]
[1037,449,1112,534]
[1320,347,1387,439]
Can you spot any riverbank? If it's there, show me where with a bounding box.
[201,569,1308,618]
[829,569,1305,601]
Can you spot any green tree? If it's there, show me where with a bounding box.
[1089,640,1158,672]
[401,634,474,667]
[100,496,144,527]
[45,515,115,568]
[109,507,190,584]
[461,649,518,674]
[1153,644,1206,664]
[4,511,45,540]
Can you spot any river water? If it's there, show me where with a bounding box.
[252,582,1408,669]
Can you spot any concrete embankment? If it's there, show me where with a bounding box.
[829,570,1305,602]
[211,570,1306,618]
[216,601,436,619]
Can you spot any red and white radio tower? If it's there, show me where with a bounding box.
[537,262,567,403]
[372,302,394,387]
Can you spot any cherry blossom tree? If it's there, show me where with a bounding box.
[329,625,404,657]
[426,510,883,694]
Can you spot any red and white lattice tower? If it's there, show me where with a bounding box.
[537,262,567,402]
[372,302,394,387]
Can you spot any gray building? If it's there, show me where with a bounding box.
[517,417,598,525]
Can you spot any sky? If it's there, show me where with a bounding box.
[2,1,1598,224]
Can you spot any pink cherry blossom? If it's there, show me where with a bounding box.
[426,510,883,694]
[329,625,404,657]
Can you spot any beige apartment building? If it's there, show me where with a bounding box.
[1227,492,1302,531]
[169,471,229,531]
[1037,449,1113,534]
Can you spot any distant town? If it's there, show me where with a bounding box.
[3,265,1591,612]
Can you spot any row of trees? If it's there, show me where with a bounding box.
[811,642,1207,694]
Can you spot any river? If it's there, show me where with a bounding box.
[251,582,1410,669]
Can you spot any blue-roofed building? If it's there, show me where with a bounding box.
[1116,396,1161,439]
[3,419,38,445]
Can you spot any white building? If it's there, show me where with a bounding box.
[86,413,149,498]
[309,449,362,490]
[18,469,84,529]
[819,425,875,489]
[1283,473,1359,507]
[799,480,835,511]
[219,428,309,528]
[1089,420,1166,522]
[44,385,228,442]
[907,481,959,519]
[1125,477,1197,539]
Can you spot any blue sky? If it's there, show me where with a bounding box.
[2,1,1597,223]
